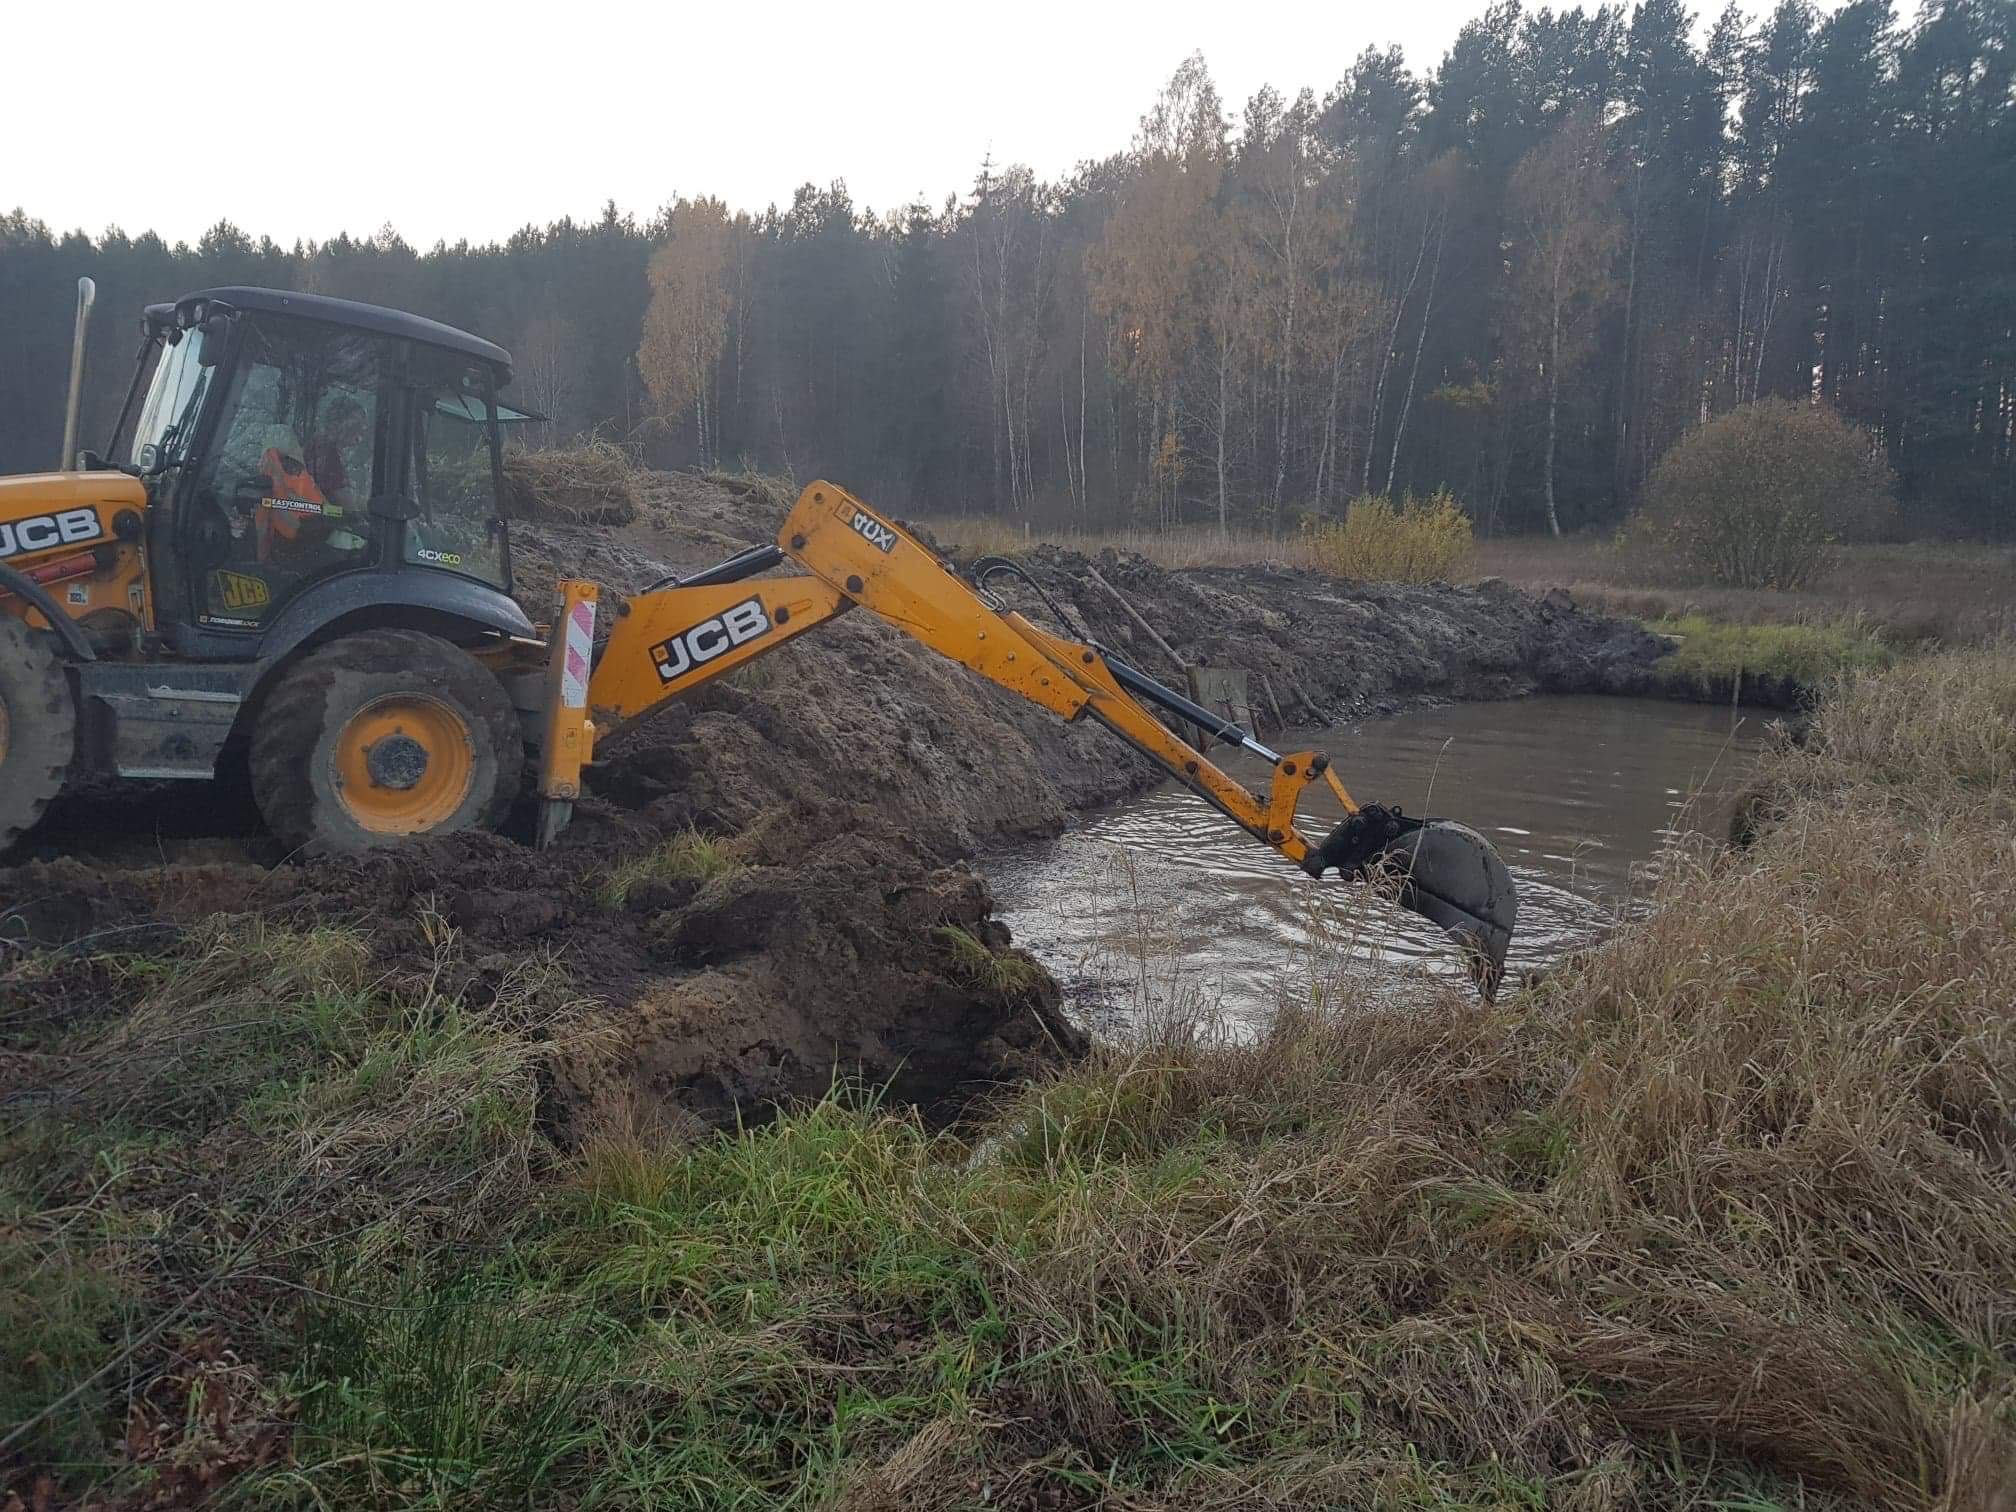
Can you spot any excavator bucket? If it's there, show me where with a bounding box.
[1301,805,1518,999]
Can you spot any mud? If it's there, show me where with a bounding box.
[2,470,1665,1138]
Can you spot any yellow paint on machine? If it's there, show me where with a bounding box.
[548,480,1356,886]
[0,471,151,636]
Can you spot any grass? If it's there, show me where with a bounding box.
[0,915,578,1488]
[7,651,2015,1505]
[933,924,1051,995]
[595,828,744,909]
[1645,612,1896,699]
[1473,535,2016,647]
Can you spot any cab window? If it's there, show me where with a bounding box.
[187,315,391,628]
[129,331,210,469]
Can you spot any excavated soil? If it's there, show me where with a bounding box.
[1,471,1665,1136]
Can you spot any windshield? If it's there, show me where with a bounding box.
[129,331,210,468]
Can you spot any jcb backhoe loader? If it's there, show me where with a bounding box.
[0,282,1518,990]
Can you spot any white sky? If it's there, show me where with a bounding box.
[8,0,1813,248]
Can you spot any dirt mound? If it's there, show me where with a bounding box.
[3,469,1667,1140]
[552,831,1085,1141]
[500,441,641,525]
[0,804,1072,1144]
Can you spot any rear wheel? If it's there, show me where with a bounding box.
[0,617,75,855]
[251,629,522,852]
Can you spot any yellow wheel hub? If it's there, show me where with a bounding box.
[330,694,475,834]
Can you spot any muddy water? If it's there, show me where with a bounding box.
[983,696,1765,1030]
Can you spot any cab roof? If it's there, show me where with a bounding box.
[144,286,513,378]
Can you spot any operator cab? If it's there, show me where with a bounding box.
[113,287,523,652]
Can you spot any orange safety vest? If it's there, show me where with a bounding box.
[256,446,333,563]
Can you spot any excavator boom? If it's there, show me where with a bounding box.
[542,481,1519,995]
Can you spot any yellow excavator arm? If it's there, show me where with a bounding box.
[537,481,1518,993]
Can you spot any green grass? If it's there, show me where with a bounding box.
[0,918,571,1493]
[932,924,1050,996]
[1647,612,1895,698]
[594,828,744,909]
[0,1235,129,1468]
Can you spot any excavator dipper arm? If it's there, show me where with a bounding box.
[549,481,1517,994]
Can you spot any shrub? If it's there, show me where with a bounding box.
[1632,399,1894,588]
[1301,490,1474,583]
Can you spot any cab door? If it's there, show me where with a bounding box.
[400,354,512,594]
[179,314,396,632]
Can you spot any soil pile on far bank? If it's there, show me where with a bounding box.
[4,468,1664,1140]
[511,472,1670,850]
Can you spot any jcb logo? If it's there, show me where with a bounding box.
[211,570,271,611]
[849,510,897,554]
[650,596,771,683]
[0,507,103,560]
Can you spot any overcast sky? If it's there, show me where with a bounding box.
[9,0,1819,248]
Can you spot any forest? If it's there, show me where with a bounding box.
[3,0,2012,538]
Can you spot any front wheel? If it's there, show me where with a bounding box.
[251,629,523,853]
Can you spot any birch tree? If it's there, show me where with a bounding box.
[1505,111,1620,534]
[638,198,739,465]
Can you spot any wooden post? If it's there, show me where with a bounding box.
[1085,564,1186,675]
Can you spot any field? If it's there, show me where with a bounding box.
[6,646,2013,1507]
[1470,536,2016,647]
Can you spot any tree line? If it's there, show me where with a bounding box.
[4,0,2012,537]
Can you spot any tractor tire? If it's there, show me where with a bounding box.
[251,629,523,853]
[0,617,75,855]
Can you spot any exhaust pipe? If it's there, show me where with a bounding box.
[60,276,96,471]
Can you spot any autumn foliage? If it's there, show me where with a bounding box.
[638,199,746,466]
[1300,490,1475,582]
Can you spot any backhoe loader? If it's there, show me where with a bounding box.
[0,282,1518,990]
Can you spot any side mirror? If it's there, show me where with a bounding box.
[195,315,230,369]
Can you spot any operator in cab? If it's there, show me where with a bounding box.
[256,396,371,564]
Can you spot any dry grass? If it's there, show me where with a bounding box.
[1475,535,2016,646]
[0,916,591,1480]
[700,465,798,515]
[278,648,2016,1507]
[501,440,643,526]
[9,654,2015,1506]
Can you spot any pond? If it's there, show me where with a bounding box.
[982,696,1768,1031]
